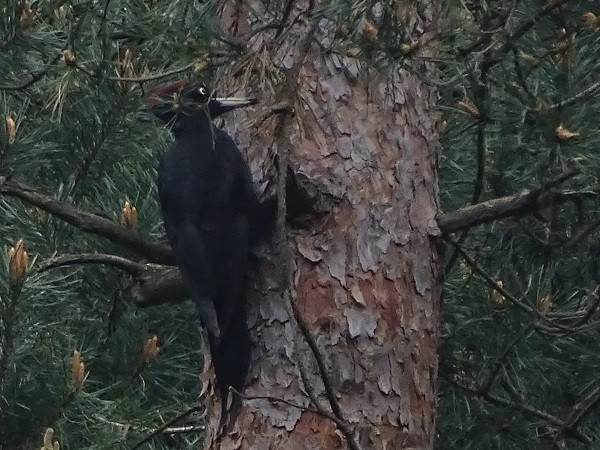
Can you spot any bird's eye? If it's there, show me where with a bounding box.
[198,87,206,95]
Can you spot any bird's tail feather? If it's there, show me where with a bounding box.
[207,304,251,432]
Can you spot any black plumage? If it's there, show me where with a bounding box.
[149,81,266,428]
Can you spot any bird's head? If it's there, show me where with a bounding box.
[149,81,257,124]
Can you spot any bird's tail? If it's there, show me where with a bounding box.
[207,303,251,433]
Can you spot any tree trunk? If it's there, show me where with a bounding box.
[204,2,441,448]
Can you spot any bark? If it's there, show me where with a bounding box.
[204,1,442,448]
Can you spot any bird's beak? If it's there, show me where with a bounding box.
[213,97,258,109]
[208,96,258,118]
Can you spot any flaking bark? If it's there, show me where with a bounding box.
[203,1,442,449]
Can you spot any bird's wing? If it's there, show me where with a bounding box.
[162,213,221,340]
[213,129,273,246]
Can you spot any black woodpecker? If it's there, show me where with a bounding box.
[149,81,265,429]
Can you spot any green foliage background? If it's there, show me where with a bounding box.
[438,1,600,449]
[0,0,598,449]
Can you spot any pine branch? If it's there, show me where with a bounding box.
[445,237,572,332]
[38,253,148,276]
[547,80,600,111]
[479,324,535,395]
[437,185,596,234]
[460,0,572,57]
[130,405,202,449]
[131,266,189,306]
[442,373,591,443]
[444,64,491,274]
[107,62,195,83]
[0,175,173,264]
[0,54,61,91]
[38,252,191,306]
[562,382,600,434]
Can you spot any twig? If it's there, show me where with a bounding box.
[547,80,600,111]
[471,64,491,204]
[437,185,593,235]
[0,53,63,91]
[500,368,526,403]
[512,47,535,101]
[253,101,293,126]
[442,373,591,443]
[445,237,571,332]
[567,289,600,329]
[479,323,534,394]
[274,0,296,40]
[74,106,119,184]
[233,386,361,448]
[459,0,572,58]
[296,362,362,450]
[444,65,491,275]
[130,405,202,449]
[0,176,173,264]
[565,218,600,249]
[266,17,361,450]
[562,382,600,433]
[38,253,148,276]
[289,297,347,428]
[96,414,205,435]
[107,62,195,83]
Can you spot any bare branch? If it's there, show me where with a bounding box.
[232,388,339,424]
[38,253,148,276]
[437,187,596,234]
[130,405,202,450]
[96,413,204,435]
[296,357,362,450]
[0,176,173,264]
[288,296,353,436]
[444,64,490,275]
[39,252,191,307]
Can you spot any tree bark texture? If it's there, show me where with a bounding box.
[204,2,441,449]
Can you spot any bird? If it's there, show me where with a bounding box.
[149,80,269,430]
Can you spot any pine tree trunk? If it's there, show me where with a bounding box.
[204,2,441,448]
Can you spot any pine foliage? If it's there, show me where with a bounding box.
[0,1,216,448]
[438,1,600,448]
